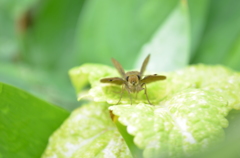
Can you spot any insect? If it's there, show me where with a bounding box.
[100,54,166,105]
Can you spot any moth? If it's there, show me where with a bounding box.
[100,54,166,105]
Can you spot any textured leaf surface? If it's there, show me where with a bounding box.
[109,65,240,157]
[68,63,240,157]
[110,89,229,157]
[0,82,69,158]
[42,103,132,158]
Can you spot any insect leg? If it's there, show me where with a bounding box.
[127,90,132,105]
[116,84,124,104]
[143,84,152,105]
[135,92,138,99]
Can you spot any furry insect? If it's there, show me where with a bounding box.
[100,54,166,105]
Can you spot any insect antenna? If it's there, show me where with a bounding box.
[140,54,150,77]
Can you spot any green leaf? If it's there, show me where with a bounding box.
[135,1,190,72]
[189,111,240,158]
[69,63,240,157]
[191,0,240,71]
[110,90,230,157]
[42,103,132,158]
[0,63,79,111]
[223,34,240,71]
[188,0,209,57]
[114,118,143,158]
[74,0,178,69]
[0,82,69,158]
[167,65,240,110]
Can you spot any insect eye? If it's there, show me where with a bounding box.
[126,76,129,81]
[137,75,140,80]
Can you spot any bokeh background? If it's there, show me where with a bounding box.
[1,0,240,157]
[1,0,240,111]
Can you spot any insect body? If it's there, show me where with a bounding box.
[100,54,166,105]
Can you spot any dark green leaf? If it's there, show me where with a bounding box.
[0,82,69,158]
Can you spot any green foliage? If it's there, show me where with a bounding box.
[42,103,132,158]
[42,63,240,157]
[1,0,240,157]
[135,1,190,72]
[191,0,240,70]
[74,0,178,69]
[191,110,240,158]
[0,82,69,158]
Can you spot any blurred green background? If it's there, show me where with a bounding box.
[1,0,240,157]
[1,0,240,111]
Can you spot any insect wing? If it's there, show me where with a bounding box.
[100,77,125,85]
[140,75,166,84]
[140,54,150,77]
[111,58,126,78]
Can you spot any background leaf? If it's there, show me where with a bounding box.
[0,0,37,62]
[135,1,190,72]
[188,0,209,57]
[22,0,85,72]
[0,63,79,111]
[74,0,178,69]
[191,0,240,71]
[0,82,69,158]
[0,0,83,110]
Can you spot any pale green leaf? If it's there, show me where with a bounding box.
[135,1,190,72]
[68,63,240,157]
[42,103,132,158]
[110,89,229,157]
